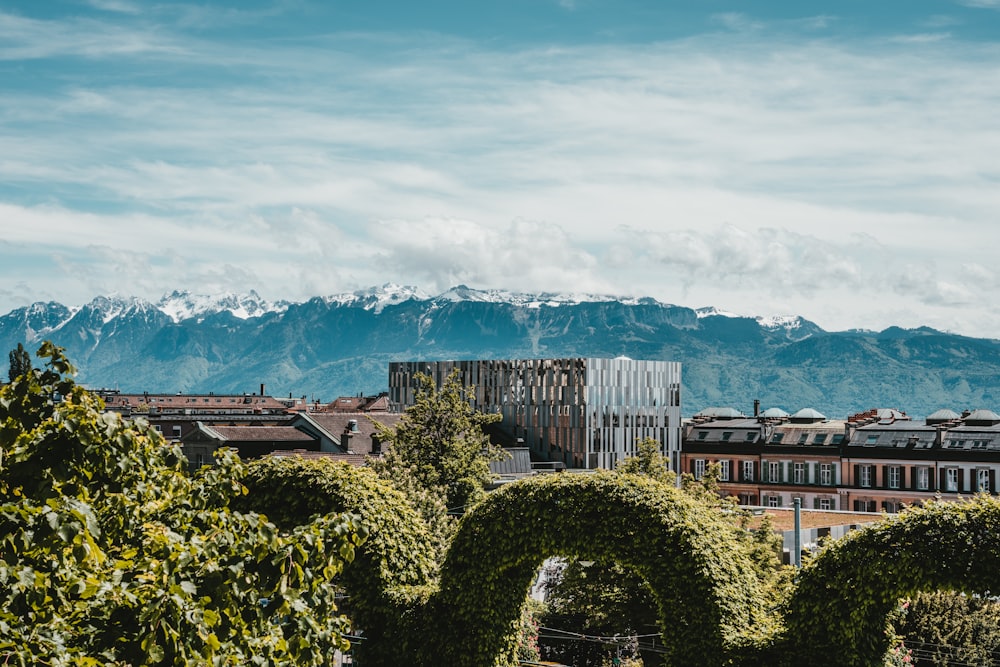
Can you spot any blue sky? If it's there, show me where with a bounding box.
[2,1,1000,336]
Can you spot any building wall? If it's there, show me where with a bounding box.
[388,358,682,470]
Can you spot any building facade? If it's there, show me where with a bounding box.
[388,357,682,471]
[682,406,1000,512]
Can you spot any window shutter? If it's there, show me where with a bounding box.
[782,462,789,482]
[813,497,820,509]
[959,469,966,492]
[690,459,696,474]
[991,470,997,494]
[940,468,947,492]
[809,463,816,485]
[901,467,907,490]
[760,461,768,482]
[854,465,860,487]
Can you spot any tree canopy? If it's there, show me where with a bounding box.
[7,342,31,382]
[0,342,366,666]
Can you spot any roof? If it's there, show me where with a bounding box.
[965,409,1000,426]
[926,408,960,423]
[790,408,826,423]
[304,413,402,440]
[760,407,789,418]
[206,425,315,442]
[694,407,745,419]
[268,450,369,466]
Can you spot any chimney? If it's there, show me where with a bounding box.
[753,399,760,418]
[340,419,362,453]
[260,383,265,397]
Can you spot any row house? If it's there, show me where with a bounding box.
[681,405,1000,513]
[683,407,847,510]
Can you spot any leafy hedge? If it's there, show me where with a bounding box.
[783,496,1000,667]
[424,471,777,667]
[236,457,439,667]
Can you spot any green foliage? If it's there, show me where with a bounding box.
[424,471,778,667]
[370,369,503,514]
[6,342,31,383]
[615,436,675,485]
[235,456,439,667]
[783,496,1000,667]
[893,591,1000,666]
[0,342,366,666]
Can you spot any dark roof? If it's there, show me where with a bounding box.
[269,450,369,466]
[209,426,314,442]
[306,413,402,441]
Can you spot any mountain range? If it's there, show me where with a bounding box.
[1,284,997,418]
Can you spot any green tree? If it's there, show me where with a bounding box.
[893,591,1000,666]
[615,437,675,485]
[7,342,31,382]
[0,342,366,666]
[370,369,503,519]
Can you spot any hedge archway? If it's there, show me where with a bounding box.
[784,496,1000,667]
[423,471,776,667]
[236,457,438,667]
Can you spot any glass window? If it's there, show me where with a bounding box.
[798,433,809,444]
[719,460,730,481]
[743,460,754,482]
[978,468,990,493]
[721,432,733,442]
[888,466,900,490]
[820,463,833,486]
[744,432,756,442]
[946,468,959,492]
[767,495,781,508]
[770,432,784,444]
[916,467,929,491]
[769,461,780,483]
[694,459,706,480]
[793,462,805,484]
[860,465,872,488]
[831,434,845,445]
[865,435,879,446]
[819,498,832,510]
[697,431,708,440]
[813,434,827,445]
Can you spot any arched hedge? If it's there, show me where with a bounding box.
[422,471,776,667]
[236,457,438,667]
[784,496,1000,667]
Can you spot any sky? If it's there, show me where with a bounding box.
[2,1,1000,337]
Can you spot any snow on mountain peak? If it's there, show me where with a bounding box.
[324,283,431,313]
[156,290,288,322]
[757,314,803,330]
[696,306,743,319]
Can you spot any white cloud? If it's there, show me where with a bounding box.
[2,20,1000,335]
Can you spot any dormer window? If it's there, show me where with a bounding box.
[721,431,733,442]
[813,434,827,445]
[697,431,708,441]
[864,435,878,446]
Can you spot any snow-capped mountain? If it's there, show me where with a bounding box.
[0,285,996,417]
[157,290,289,323]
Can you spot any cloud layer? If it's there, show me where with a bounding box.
[1,5,999,336]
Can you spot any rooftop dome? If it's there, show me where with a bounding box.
[926,408,960,425]
[964,409,1000,426]
[761,407,789,418]
[790,407,826,423]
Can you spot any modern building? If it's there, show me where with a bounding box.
[388,357,682,471]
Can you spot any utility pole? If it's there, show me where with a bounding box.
[793,497,802,568]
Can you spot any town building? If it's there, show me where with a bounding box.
[682,405,1000,512]
[388,357,682,471]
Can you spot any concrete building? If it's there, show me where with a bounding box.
[388,357,682,471]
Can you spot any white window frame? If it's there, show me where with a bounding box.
[769,461,780,483]
[793,462,805,484]
[860,465,872,488]
[819,498,832,510]
[694,459,706,480]
[719,460,730,482]
[887,466,900,490]
[946,468,959,492]
[742,460,754,482]
[820,463,833,486]
[916,467,929,491]
[767,495,781,508]
[978,468,991,493]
